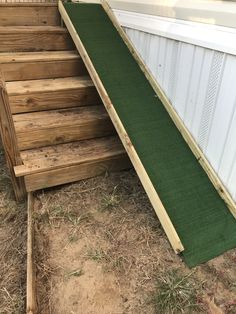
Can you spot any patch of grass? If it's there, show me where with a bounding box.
[99,186,120,211]
[67,269,83,278]
[86,248,108,263]
[34,202,92,228]
[86,246,128,273]
[153,270,202,314]
[68,231,79,243]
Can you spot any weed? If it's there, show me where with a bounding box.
[100,186,120,211]
[67,269,83,278]
[153,269,202,313]
[86,248,108,262]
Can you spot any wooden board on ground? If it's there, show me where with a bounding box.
[26,192,37,314]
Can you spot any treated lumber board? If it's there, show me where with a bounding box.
[101,1,236,220]
[0,26,74,52]
[0,50,79,63]
[15,136,126,176]
[0,5,60,26]
[26,192,37,314]
[0,51,87,81]
[59,0,184,254]
[14,106,115,150]
[24,154,131,192]
[0,3,58,6]
[7,76,92,94]
[7,77,100,113]
[0,72,26,201]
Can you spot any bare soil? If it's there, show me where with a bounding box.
[0,146,236,314]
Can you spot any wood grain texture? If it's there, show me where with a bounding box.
[0,26,74,52]
[14,106,115,150]
[7,77,100,113]
[0,6,60,26]
[26,192,37,314]
[0,72,26,201]
[0,51,87,81]
[15,135,126,176]
[24,154,131,192]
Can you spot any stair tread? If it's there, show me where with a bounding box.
[6,76,93,95]
[0,3,57,6]
[14,135,126,176]
[0,26,68,33]
[13,106,108,133]
[0,50,79,63]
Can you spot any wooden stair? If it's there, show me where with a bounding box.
[0,3,130,201]
[0,51,87,81]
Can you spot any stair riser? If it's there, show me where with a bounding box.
[9,87,100,114]
[0,33,74,52]
[0,6,60,26]
[24,154,131,192]
[16,120,116,150]
[2,59,87,81]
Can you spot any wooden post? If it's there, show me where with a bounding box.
[0,72,26,201]
[27,192,37,314]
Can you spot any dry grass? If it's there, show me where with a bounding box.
[0,147,27,314]
[1,142,236,313]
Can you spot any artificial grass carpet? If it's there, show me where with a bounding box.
[64,3,236,267]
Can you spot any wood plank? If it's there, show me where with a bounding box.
[101,1,236,220]
[14,106,115,150]
[0,3,58,7]
[26,192,37,314]
[0,72,26,201]
[0,51,87,81]
[59,0,184,254]
[0,50,79,63]
[24,154,131,192]
[0,26,68,33]
[15,135,125,176]
[1,59,86,81]
[7,77,100,113]
[7,76,92,94]
[0,6,60,26]
[0,26,74,52]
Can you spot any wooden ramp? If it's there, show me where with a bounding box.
[59,1,236,267]
[0,2,131,201]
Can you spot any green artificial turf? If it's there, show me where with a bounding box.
[64,2,236,267]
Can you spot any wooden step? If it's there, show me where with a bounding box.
[13,106,115,150]
[6,76,100,113]
[0,26,74,52]
[14,136,131,192]
[0,3,60,26]
[0,51,87,81]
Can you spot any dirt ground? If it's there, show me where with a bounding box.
[0,146,236,314]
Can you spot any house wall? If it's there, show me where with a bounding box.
[113,9,236,202]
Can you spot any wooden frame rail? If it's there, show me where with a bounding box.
[0,72,26,201]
